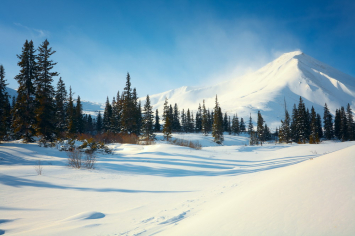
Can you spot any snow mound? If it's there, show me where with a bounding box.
[64,212,106,221]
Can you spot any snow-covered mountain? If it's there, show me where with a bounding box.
[144,51,355,127]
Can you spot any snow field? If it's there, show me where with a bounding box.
[0,133,354,235]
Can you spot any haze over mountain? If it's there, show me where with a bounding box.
[6,51,355,128]
[145,51,355,127]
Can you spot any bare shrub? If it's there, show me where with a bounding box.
[34,160,43,175]
[169,138,202,150]
[84,152,96,169]
[67,149,82,169]
[77,132,138,144]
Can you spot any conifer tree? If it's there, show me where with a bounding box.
[296,97,307,143]
[201,100,208,135]
[181,109,186,132]
[162,98,172,140]
[132,88,141,135]
[86,114,94,134]
[290,104,298,141]
[67,86,76,136]
[263,124,271,141]
[172,103,181,132]
[346,103,355,141]
[248,114,253,135]
[316,113,323,139]
[186,109,192,133]
[141,95,155,142]
[240,117,246,132]
[110,97,119,133]
[0,65,10,141]
[96,111,103,133]
[103,97,112,132]
[223,113,229,132]
[195,104,202,132]
[55,77,67,136]
[340,106,348,141]
[34,39,58,141]
[334,109,341,139]
[323,103,333,140]
[309,106,319,144]
[75,96,84,133]
[279,100,291,143]
[12,40,37,142]
[154,109,160,132]
[231,113,240,135]
[256,111,264,142]
[212,95,223,143]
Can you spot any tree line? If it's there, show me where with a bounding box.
[1,39,354,145]
[278,97,355,143]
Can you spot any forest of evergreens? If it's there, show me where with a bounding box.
[0,40,354,145]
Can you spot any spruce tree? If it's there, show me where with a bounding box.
[201,100,208,135]
[323,103,333,140]
[76,96,84,134]
[96,111,103,133]
[346,103,355,141]
[141,95,155,142]
[309,106,319,144]
[279,100,291,143]
[195,104,202,132]
[316,113,323,139]
[55,77,67,136]
[103,97,112,132]
[334,109,341,139]
[290,104,298,142]
[256,111,264,142]
[0,65,9,141]
[231,113,240,135]
[181,109,186,132]
[340,106,348,141]
[34,39,58,141]
[172,103,181,132]
[162,98,172,140]
[296,97,307,143]
[248,114,253,135]
[12,40,37,142]
[154,109,160,132]
[223,113,229,132]
[121,73,136,134]
[212,95,223,143]
[240,117,246,132]
[67,86,76,136]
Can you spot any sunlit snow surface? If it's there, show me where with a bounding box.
[1,133,354,235]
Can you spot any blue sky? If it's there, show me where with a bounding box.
[0,0,354,103]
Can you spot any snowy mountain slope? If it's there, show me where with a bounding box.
[143,51,355,127]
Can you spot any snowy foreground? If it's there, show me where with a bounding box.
[0,134,354,236]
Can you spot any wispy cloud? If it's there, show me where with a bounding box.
[14,22,49,38]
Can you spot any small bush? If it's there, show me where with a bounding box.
[168,138,202,150]
[67,149,82,169]
[84,152,96,169]
[34,160,43,175]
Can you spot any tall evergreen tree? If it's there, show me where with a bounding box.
[103,97,112,132]
[340,106,348,141]
[55,77,67,136]
[316,113,323,139]
[96,111,103,133]
[256,111,264,142]
[34,39,58,141]
[334,109,341,139]
[12,40,37,142]
[223,112,229,132]
[201,100,208,135]
[212,95,223,143]
[154,109,160,132]
[231,113,240,135]
[0,65,10,141]
[162,98,172,140]
[290,104,298,141]
[195,103,202,132]
[141,95,155,141]
[309,106,319,144]
[346,103,355,141]
[172,103,181,132]
[75,96,84,133]
[323,103,333,140]
[240,117,246,132]
[67,86,76,136]
[248,114,253,135]
[279,100,291,143]
[121,73,136,134]
[296,97,307,143]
